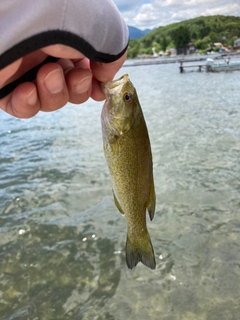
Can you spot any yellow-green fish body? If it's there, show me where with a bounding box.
[101,74,156,269]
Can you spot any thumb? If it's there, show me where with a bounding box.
[90,51,127,83]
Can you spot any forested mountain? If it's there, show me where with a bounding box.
[127,15,240,58]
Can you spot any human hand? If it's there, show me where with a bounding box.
[0,44,127,118]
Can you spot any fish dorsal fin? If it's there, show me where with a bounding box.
[113,190,125,216]
[147,181,155,221]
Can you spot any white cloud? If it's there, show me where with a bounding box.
[203,3,240,16]
[133,4,161,28]
[159,0,184,7]
[112,0,240,30]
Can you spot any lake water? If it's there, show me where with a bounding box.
[1,62,240,320]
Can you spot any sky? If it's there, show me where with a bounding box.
[112,0,240,30]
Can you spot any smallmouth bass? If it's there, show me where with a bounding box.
[101,74,156,270]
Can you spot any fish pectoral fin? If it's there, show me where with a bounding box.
[147,181,156,221]
[113,191,125,216]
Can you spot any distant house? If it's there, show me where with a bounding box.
[166,48,177,56]
[188,43,196,54]
[234,38,240,49]
[213,42,230,52]
[214,42,223,48]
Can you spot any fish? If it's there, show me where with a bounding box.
[101,74,156,270]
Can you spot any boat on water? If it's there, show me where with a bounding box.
[206,58,240,72]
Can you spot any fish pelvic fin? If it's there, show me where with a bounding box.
[126,229,156,270]
[147,181,156,221]
[113,190,125,216]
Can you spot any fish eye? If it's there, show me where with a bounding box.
[124,92,132,103]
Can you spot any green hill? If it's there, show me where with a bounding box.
[127,15,240,58]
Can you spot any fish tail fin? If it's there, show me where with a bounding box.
[126,230,156,270]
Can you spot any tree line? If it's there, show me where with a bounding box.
[127,15,240,58]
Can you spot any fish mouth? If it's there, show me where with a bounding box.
[100,74,129,96]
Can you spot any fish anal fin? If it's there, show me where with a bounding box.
[147,181,156,221]
[113,190,125,216]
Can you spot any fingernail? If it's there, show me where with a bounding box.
[74,76,92,94]
[44,69,64,94]
[27,88,37,105]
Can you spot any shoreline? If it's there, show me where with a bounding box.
[123,53,240,67]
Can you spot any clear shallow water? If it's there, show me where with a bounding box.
[1,63,240,320]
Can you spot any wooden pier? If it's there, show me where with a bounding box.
[179,61,206,73]
[123,56,207,68]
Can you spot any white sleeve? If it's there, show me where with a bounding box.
[0,0,128,68]
[0,0,129,98]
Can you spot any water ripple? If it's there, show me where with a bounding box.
[1,64,240,319]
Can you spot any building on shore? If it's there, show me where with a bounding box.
[234,38,240,50]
